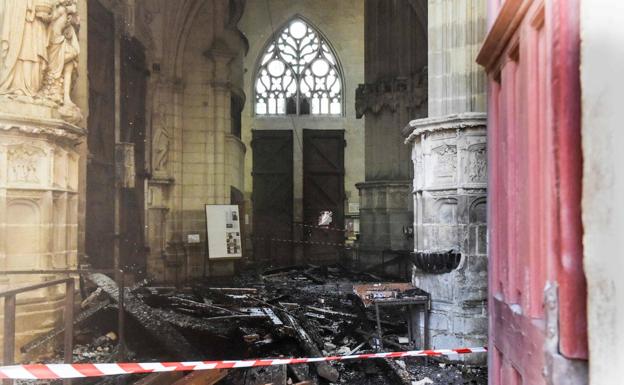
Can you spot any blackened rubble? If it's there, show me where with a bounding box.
[42,265,486,385]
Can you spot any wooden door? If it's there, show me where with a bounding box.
[252,131,293,266]
[302,130,345,264]
[86,0,115,269]
[120,37,148,274]
[478,1,587,383]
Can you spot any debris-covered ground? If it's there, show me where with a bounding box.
[24,264,486,385]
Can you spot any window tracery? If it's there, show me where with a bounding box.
[255,18,343,116]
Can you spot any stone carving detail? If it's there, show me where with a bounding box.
[436,198,457,225]
[433,144,457,179]
[7,144,45,184]
[466,144,487,182]
[0,0,82,123]
[355,69,427,118]
[376,191,387,208]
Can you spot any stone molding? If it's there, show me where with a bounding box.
[0,112,85,144]
[403,112,487,143]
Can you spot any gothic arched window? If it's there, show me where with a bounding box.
[255,18,343,116]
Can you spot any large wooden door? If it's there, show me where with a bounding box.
[302,130,345,264]
[86,0,115,269]
[252,131,293,266]
[120,37,148,274]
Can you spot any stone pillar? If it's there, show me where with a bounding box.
[0,0,85,358]
[205,40,236,276]
[403,0,488,361]
[356,0,428,267]
[209,43,234,205]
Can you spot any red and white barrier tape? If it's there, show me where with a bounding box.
[0,347,486,380]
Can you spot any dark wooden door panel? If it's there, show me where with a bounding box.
[86,0,115,269]
[303,130,345,264]
[252,131,293,266]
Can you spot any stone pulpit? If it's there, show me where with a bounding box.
[0,0,85,358]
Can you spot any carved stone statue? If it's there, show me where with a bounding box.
[41,0,81,121]
[153,105,171,174]
[0,0,82,123]
[0,0,52,97]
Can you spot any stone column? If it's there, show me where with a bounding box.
[356,0,428,267]
[403,0,488,361]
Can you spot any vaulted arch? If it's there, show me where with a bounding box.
[254,17,344,116]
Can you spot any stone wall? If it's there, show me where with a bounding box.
[132,0,248,280]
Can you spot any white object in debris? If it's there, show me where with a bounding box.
[413,378,434,385]
[398,337,410,344]
[318,210,333,226]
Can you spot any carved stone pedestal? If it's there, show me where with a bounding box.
[405,112,487,362]
[0,100,85,359]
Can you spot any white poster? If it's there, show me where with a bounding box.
[205,205,242,259]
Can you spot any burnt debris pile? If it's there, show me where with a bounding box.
[32,265,485,385]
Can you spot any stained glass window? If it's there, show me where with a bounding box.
[255,18,343,116]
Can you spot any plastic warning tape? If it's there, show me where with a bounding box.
[0,347,487,380]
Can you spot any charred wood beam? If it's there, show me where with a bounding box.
[87,273,199,359]
[21,299,111,355]
[150,308,265,334]
[281,313,339,383]
[169,297,243,315]
[305,306,357,319]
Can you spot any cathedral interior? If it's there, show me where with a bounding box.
[0,0,622,384]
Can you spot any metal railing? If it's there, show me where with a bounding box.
[1,278,74,385]
[0,269,127,385]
